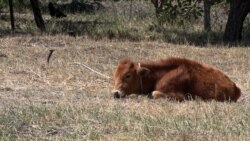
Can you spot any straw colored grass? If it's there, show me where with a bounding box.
[0,35,249,140]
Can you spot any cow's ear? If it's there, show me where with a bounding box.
[137,67,150,77]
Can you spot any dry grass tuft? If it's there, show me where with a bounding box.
[0,35,249,140]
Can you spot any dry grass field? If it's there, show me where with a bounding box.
[0,35,249,140]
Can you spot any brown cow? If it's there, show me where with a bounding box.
[112,57,241,102]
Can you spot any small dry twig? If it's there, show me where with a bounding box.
[72,62,111,79]
[47,49,55,64]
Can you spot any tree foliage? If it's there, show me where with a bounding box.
[0,0,31,11]
[0,0,7,10]
[151,0,203,25]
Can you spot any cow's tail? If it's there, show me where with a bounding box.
[232,84,241,102]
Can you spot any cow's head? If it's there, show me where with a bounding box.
[112,59,150,98]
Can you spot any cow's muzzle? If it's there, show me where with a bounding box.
[112,90,125,99]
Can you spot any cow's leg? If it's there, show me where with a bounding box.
[152,90,185,101]
[152,91,166,98]
[154,65,190,101]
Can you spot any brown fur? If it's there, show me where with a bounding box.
[112,57,241,102]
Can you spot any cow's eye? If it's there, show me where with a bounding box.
[125,74,131,79]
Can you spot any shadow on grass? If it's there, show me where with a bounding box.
[46,18,143,41]
[0,17,113,38]
[162,29,224,46]
[158,25,250,47]
[46,19,112,36]
[0,29,32,37]
[1,14,250,47]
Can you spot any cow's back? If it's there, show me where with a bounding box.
[189,62,240,101]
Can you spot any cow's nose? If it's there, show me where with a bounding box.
[113,91,121,98]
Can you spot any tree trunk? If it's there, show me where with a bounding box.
[129,0,133,19]
[151,0,164,17]
[9,0,15,31]
[30,0,46,31]
[203,0,211,32]
[223,0,250,43]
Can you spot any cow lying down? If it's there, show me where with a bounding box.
[112,57,241,102]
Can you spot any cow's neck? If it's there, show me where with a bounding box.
[139,62,178,94]
[138,63,165,94]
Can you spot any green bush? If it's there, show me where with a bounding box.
[157,0,203,25]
